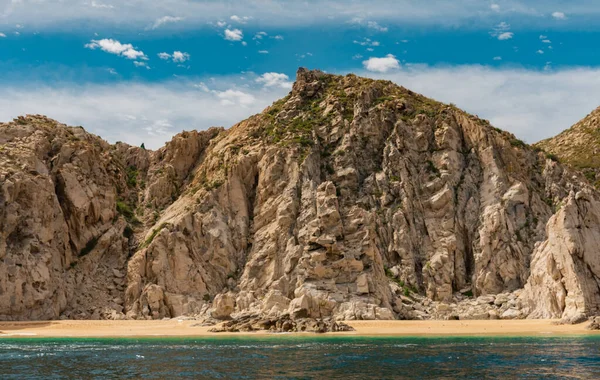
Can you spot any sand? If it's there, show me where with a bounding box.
[0,319,598,338]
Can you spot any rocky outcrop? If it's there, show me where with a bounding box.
[537,106,600,187]
[208,314,355,333]
[3,70,600,323]
[519,189,600,322]
[0,116,131,320]
[587,316,600,330]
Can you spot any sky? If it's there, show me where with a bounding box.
[1,1,600,149]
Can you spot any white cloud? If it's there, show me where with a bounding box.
[158,51,190,63]
[151,16,183,29]
[256,72,293,89]
[258,50,269,54]
[542,39,551,43]
[493,56,502,60]
[85,38,147,60]
[552,11,566,20]
[350,18,388,32]
[354,38,380,47]
[172,51,190,63]
[539,35,548,39]
[0,33,5,37]
[497,32,514,40]
[133,61,149,69]
[254,31,267,40]
[367,21,388,32]
[224,28,243,41]
[536,50,544,54]
[491,4,500,12]
[491,22,513,40]
[363,54,400,73]
[230,15,250,23]
[272,35,284,40]
[216,21,227,28]
[214,89,256,106]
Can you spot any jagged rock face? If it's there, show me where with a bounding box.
[0,116,130,320]
[0,116,220,320]
[123,69,599,321]
[3,70,600,322]
[519,189,600,322]
[537,106,600,187]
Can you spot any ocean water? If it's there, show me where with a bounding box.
[1,336,599,379]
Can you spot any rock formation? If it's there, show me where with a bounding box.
[1,69,600,324]
[537,106,600,187]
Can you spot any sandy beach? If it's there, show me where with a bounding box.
[0,319,598,338]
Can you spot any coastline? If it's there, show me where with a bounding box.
[1,319,599,339]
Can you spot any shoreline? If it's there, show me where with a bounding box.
[1,319,599,339]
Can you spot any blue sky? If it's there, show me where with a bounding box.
[1,1,600,148]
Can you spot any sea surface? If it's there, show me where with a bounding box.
[1,335,599,379]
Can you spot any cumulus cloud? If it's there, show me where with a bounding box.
[0,33,5,38]
[224,28,243,41]
[491,4,500,12]
[85,38,147,60]
[363,54,400,73]
[493,56,502,60]
[172,51,190,63]
[552,11,566,20]
[536,50,544,54]
[151,16,183,29]
[158,51,190,63]
[497,32,513,40]
[230,15,251,23]
[258,50,269,54]
[256,72,293,89]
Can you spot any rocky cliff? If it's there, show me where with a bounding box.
[1,69,600,323]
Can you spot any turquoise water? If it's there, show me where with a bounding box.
[1,336,599,379]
